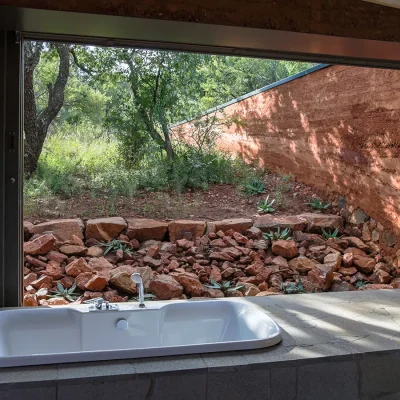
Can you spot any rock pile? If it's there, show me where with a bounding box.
[22,215,399,306]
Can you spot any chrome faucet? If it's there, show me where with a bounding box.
[84,297,119,311]
[131,272,145,308]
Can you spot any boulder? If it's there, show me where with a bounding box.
[271,240,298,259]
[210,266,222,282]
[23,221,34,242]
[349,208,369,224]
[288,257,315,274]
[308,264,334,291]
[47,251,68,263]
[46,298,69,306]
[65,258,91,277]
[245,227,263,240]
[173,272,204,297]
[109,271,137,295]
[298,213,343,233]
[126,218,168,242]
[214,218,253,234]
[88,257,114,280]
[338,267,357,276]
[85,275,108,291]
[330,282,356,292]
[24,234,56,255]
[168,220,206,242]
[24,272,38,288]
[31,275,53,290]
[209,252,234,262]
[202,287,225,298]
[86,246,105,257]
[149,275,183,300]
[29,219,84,243]
[85,217,127,241]
[254,215,307,232]
[59,245,87,256]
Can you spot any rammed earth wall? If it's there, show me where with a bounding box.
[174,65,400,246]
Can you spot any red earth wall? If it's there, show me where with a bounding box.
[175,65,400,237]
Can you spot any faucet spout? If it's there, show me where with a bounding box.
[131,272,146,308]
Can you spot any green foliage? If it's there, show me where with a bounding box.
[263,227,292,241]
[50,282,81,302]
[101,239,133,255]
[355,281,369,289]
[321,228,340,239]
[204,279,244,292]
[280,276,306,294]
[257,195,275,214]
[305,198,331,210]
[243,178,266,195]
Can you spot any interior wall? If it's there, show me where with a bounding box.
[1,0,400,42]
[175,65,400,238]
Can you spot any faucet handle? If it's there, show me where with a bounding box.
[84,297,104,305]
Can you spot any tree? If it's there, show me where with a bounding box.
[24,42,70,176]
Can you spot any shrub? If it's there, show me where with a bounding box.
[243,178,266,195]
[263,227,292,241]
[257,195,275,214]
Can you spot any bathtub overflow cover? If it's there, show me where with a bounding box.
[116,319,129,331]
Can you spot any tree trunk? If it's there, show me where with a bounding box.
[24,43,70,176]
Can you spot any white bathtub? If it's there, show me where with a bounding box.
[0,299,281,367]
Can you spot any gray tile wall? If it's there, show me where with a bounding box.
[2,352,400,400]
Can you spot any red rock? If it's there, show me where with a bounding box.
[168,260,180,271]
[214,218,253,234]
[391,278,400,289]
[76,272,94,290]
[353,255,375,274]
[168,220,206,242]
[308,264,334,291]
[330,282,356,292]
[70,234,85,246]
[176,238,194,250]
[255,291,280,296]
[23,293,38,306]
[149,275,183,300]
[31,275,53,290]
[269,273,283,288]
[132,266,153,289]
[45,261,63,280]
[86,246,104,257]
[343,237,369,251]
[202,287,225,298]
[24,221,34,241]
[222,267,235,278]
[338,267,357,276]
[221,247,242,259]
[326,238,349,252]
[109,271,136,294]
[343,252,354,267]
[25,255,48,269]
[209,252,234,262]
[358,284,393,290]
[59,245,87,256]
[271,240,298,259]
[88,257,114,280]
[130,238,140,250]
[288,257,315,274]
[210,238,227,247]
[254,215,307,232]
[258,282,269,291]
[246,227,263,240]
[173,272,204,297]
[24,272,38,288]
[36,288,49,301]
[86,217,127,241]
[375,269,392,284]
[273,256,289,268]
[126,218,168,242]
[210,266,222,282]
[323,253,342,272]
[46,297,70,305]
[29,219,84,243]
[298,213,343,233]
[374,262,391,274]
[233,232,248,244]
[24,234,56,255]
[65,258,91,277]
[60,276,75,289]
[245,261,265,276]
[47,251,68,263]
[85,275,108,291]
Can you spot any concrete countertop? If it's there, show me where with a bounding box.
[1,290,400,387]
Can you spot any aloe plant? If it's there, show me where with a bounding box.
[321,227,340,239]
[50,282,81,302]
[263,227,292,241]
[304,198,331,210]
[101,239,133,255]
[243,178,266,195]
[257,195,275,214]
[280,276,306,294]
[204,278,244,292]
